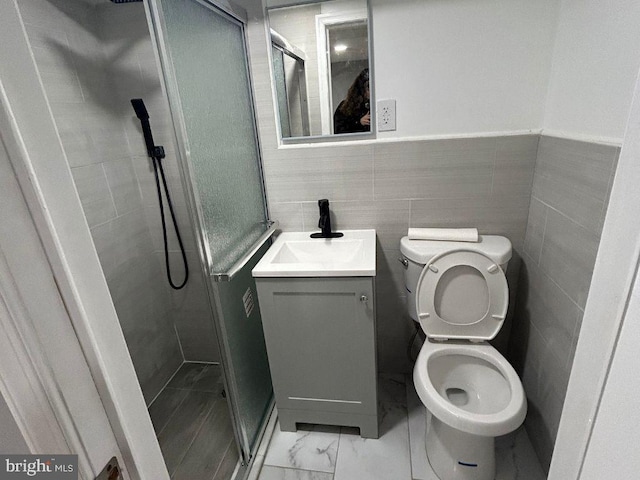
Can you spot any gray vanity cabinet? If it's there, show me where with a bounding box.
[255,277,378,438]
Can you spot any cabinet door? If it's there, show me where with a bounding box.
[257,278,376,415]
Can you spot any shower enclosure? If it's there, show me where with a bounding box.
[147,0,276,469]
[13,0,275,477]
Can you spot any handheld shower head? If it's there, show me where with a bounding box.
[130,98,164,158]
[131,98,149,121]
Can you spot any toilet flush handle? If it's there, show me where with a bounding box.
[398,257,409,268]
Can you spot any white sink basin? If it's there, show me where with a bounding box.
[252,229,376,277]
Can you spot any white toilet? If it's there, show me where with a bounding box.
[400,235,526,480]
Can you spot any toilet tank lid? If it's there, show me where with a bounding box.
[400,235,512,265]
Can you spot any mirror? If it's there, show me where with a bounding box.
[267,0,371,140]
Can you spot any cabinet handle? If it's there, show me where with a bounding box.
[360,295,368,303]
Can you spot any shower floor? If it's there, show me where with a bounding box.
[148,362,238,479]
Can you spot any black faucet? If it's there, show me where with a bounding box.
[310,199,343,238]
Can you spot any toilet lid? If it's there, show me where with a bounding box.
[415,249,508,341]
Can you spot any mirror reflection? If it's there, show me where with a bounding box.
[268,0,371,140]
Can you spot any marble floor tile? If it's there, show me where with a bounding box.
[334,376,412,480]
[258,466,333,480]
[253,375,546,480]
[263,422,340,473]
[495,428,546,480]
[406,376,437,480]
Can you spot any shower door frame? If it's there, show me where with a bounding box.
[145,0,274,468]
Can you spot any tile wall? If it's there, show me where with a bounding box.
[98,2,220,365]
[510,135,620,470]
[261,136,538,373]
[18,0,219,403]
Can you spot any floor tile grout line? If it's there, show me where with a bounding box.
[147,361,186,409]
[154,388,191,438]
[170,396,221,478]
[209,435,234,480]
[405,374,415,480]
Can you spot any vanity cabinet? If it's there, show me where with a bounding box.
[255,276,378,438]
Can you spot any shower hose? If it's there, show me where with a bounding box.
[152,155,189,290]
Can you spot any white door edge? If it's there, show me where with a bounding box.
[0,1,169,479]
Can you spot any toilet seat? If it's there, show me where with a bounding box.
[415,249,508,341]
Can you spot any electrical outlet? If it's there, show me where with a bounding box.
[377,99,396,132]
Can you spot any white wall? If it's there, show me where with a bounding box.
[371,0,559,138]
[542,0,640,142]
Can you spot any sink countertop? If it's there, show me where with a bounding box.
[252,229,376,277]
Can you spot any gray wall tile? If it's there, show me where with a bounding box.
[263,145,374,203]
[71,164,117,228]
[523,198,547,263]
[492,135,538,195]
[19,0,221,400]
[103,158,142,216]
[539,208,600,309]
[511,135,620,471]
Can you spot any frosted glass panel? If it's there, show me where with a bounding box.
[161,0,267,272]
[159,0,273,461]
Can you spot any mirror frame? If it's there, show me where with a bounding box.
[266,0,375,144]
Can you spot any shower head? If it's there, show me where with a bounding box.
[131,98,149,121]
[130,98,164,158]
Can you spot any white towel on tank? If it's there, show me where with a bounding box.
[407,228,479,242]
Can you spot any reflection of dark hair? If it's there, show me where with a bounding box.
[338,68,369,117]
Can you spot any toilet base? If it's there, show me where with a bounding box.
[426,415,495,480]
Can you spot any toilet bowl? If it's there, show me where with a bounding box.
[400,235,527,480]
[413,341,526,438]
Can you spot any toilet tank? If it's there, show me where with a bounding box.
[400,235,512,322]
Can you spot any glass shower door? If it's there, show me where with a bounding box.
[150,0,274,462]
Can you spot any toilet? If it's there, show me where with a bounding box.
[400,235,526,480]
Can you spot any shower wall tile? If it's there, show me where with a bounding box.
[98,1,221,366]
[90,208,151,282]
[166,251,220,363]
[146,204,197,254]
[17,0,197,402]
[71,164,117,228]
[103,158,142,216]
[512,135,621,471]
